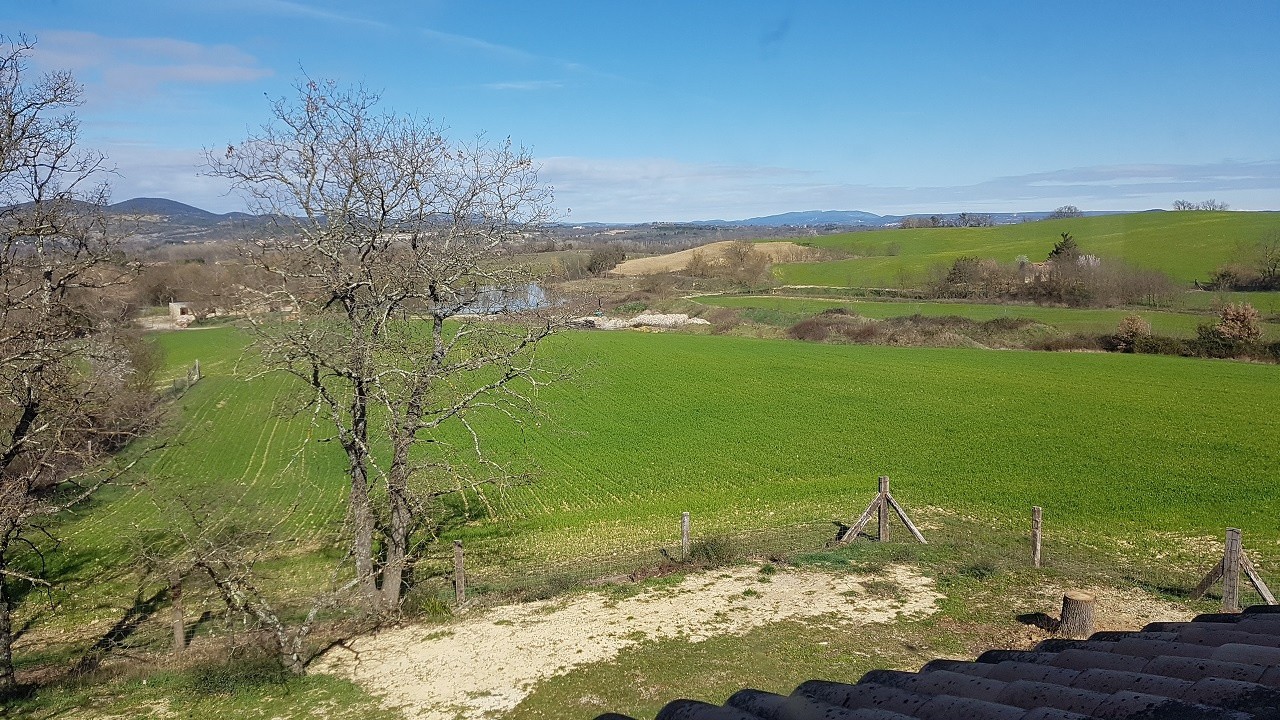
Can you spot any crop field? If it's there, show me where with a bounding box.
[770,211,1280,288]
[695,295,1280,339]
[49,324,1280,579]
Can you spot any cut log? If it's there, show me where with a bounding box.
[1058,590,1096,639]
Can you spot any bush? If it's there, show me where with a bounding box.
[1114,314,1152,352]
[1193,324,1244,359]
[700,306,742,334]
[182,656,289,696]
[838,321,882,342]
[687,536,740,567]
[1188,303,1263,359]
[1133,334,1187,356]
[614,301,648,314]
[1215,302,1262,343]
[1028,334,1106,352]
[787,318,830,341]
[587,245,625,276]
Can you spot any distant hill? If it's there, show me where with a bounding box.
[110,197,220,220]
[102,197,274,245]
[686,209,1133,228]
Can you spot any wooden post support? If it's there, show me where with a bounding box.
[1242,555,1279,605]
[1224,528,1243,612]
[453,540,466,606]
[838,475,926,544]
[877,476,890,542]
[681,511,691,562]
[1031,506,1043,568]
[1058,590,1096,639]
[193,358,200,380]
[1190,527,1275,609]
[170,569,185,654]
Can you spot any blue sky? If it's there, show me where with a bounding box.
[8,0,1279,222]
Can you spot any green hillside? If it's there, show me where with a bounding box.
[57,325,1280,573]
[773,211,1280,288]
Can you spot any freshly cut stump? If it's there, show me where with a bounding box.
[1058,590,1096,638]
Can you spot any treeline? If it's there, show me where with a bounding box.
[1200,235,1280,291]
[930,233,1176,307]
[784,302,1278,363]
[900,212,995,228]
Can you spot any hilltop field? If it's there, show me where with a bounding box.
[763,211,1280,288]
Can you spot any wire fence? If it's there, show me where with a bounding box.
[405,520,843,610]
[401,503,1280,617]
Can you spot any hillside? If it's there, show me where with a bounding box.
[769,211,1280,287]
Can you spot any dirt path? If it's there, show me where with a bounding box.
[315,564,943,720]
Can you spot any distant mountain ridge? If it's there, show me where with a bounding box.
[99,197,1147,245]
[103,197,273,245]
[691,209,1134,228]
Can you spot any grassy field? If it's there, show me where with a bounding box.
[695,294,1280,340]
[16,322,1280,717]
[48,324,1280,574]
[770,211,1280,288]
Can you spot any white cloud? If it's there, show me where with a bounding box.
[28,30,272,104]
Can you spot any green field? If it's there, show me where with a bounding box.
[696,295,1280,340]
[54,325,1280,575]
[771,211,1280,288]
[19,321,1280,718]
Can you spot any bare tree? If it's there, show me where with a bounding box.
[206,78,566,614]
[0,36,157,691]
[1048,205,1083,219]
[1174,199,1230,211]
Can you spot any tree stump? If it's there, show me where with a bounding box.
[1058,590,1096,638]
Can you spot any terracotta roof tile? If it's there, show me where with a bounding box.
[600,604,1280,720]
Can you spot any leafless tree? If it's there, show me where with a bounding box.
[1174,199,1230,211]
[206,78,567,614]
[1048,205,1083,219]
[0,35,157,691]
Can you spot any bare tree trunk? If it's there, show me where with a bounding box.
[0,576,14,693]
[346,451,377,605]
[345,380,378,606]
[380,437,414,611]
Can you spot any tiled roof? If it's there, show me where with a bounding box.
[597,605,1280,720]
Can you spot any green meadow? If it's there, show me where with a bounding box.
[55,325,1280,576]
[696,295,1280,339]
[772,211,1280,288]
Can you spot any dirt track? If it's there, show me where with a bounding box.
[315,564,943,720]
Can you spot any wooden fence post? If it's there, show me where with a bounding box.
[1224,528,1242,612]
[681,511,691,561]
[1032,506,1043,568]
[453,540,466,606]
[170,569,185,654]
[877,475,890,542]
[193,358,200,380]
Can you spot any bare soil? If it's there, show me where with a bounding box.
[315,564,942,720]
[611,241,819,276]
